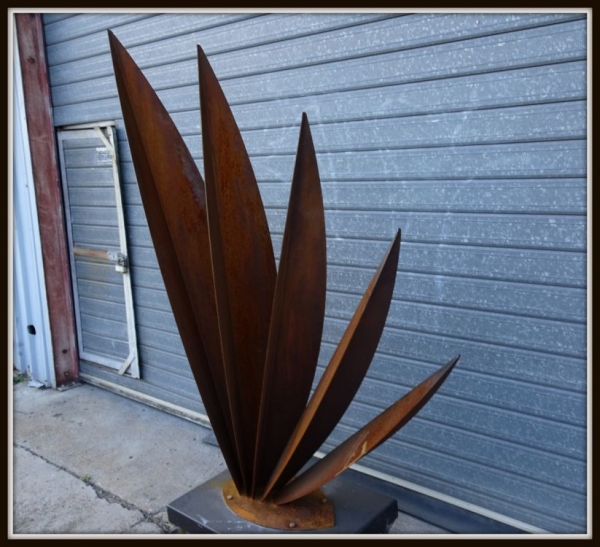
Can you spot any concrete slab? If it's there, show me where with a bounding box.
[13,446,145,534]
[12,379,448,536]
[13,381,226,515]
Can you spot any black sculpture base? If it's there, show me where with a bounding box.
[167,470,398,534]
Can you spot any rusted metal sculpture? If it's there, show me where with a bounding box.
[109,31,460,531]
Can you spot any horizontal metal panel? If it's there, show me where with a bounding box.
[265,209,586,251]
[322,314,586,391]
[117,138,587,181]
[65,167,115,187]
[50,20,586,121]
[77,278,126,303]
[52,60,587,126]
[248,141,587,181]
[131,361,205,412]
[42,13,73,25]
[323,426,585,533]
[179,101,586,151]
[79,296,126,322]
[139,363,201,401]
[129,274,585,450]
[63,147,115,169]
[202,62,588,129]
[46,13,254,65]
[127,225,586,288]
[349,356,585,425]
[43,13,151,45]
[70,205,119,227]
[135,303,178,335]
[75,259,123,284]
[138,343,192,380]
[61,137,104,149]
[71,224,120,248]
[93,13,388,71]
[137,325,185,358]
[81,330,129,359]
[123,178,587,216]
[132,285,170,312]
[131,255,584,322]
[130,267,167,294]
[68,187,117,207]
[154,21,587,99]
[127,245,158,270]
[201,21,586,103]
[260,179,587,215]
[80,312,127,340]
[48,13,390,87]
[112,13,579,82]
[333,267,586,323]
[340,397,585,494]
[303,237,585,287]
[132,258,586,391]
[359,368,586,460]
[327,292,585,358]
[53,61,586,129]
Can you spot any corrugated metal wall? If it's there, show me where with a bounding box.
[13,37,55,385]
[43,12,587,532]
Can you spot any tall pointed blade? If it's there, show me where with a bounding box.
[108,32,243,490]
[262,231,401,499]
[197,46,277,490]
[251,114,327,497]
[274,355,460,505]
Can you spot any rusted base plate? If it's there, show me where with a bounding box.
[223,480,334,530]
[167,469,398,534]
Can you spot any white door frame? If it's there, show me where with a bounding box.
[57,124,139,378]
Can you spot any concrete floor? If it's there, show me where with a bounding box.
[11,377,447,536]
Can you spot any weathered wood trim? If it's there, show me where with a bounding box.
[15,13,79,385]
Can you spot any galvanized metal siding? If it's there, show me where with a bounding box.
[44,13,587,533]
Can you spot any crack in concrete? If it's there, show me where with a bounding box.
[14,443,178,533]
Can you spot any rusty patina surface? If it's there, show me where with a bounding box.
[261,230,402,500]
[109,30,460,529]
[252,113,327,499]
[223,480,334,531]
[273,355,460,505]
[108,32,243,490]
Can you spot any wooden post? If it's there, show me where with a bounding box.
[15,13,79,385]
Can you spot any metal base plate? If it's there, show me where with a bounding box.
[223,480,334,530]
[167,470,398,534]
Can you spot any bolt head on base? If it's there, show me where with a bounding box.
[222,480,334,531]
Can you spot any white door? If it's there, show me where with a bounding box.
[57,125,139,378]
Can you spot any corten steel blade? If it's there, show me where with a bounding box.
[108,32,244,491]
[273,354,460,505]
[197,45,277,491]
[262,231,401,500]
[252,114,327,498]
